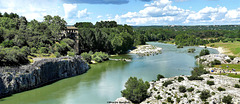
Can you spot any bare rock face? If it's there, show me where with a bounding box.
[197,54,231,65]
[0,56,89,98]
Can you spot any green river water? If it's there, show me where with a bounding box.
[0,42,218,104]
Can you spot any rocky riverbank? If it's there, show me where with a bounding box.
[115,74,240,104]
[130,45,162,56]
[0,56,89,98]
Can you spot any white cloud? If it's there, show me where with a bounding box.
[113,0,240,25]
[63,3,77,19]
[0,0,60,21]
[63,4,90,19]
[97,15,103,18]
[115,0,191,25]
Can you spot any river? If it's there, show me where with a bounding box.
[0,42,218,104]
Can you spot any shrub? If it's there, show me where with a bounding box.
[210,76,214,79]
[235,84,240,88]
[93,56,103,63]
[210,59,221,65]
[21,46,30,55]
[178,76,184,82]
[39,47,48,54]
[167,97,174,103]
[179,86,186,93]
[207,81,215,86]
[225,59,231,63]
[229,55,236,60]
[176,98,181,103]
[163,80,173,87]
[188,76,204,80]
[155,95,162,100]
[200,90,211,101]
[67,51,75,56]
[187,87,194,92]
[199,49,210,56]
[81,52,92,63]
[54,52,61,58]
[157,74,164,80]
[183,94,187,97]
[222,95,232,104]
[217,87,226,91]
[31,47,37,53]
[188,48,196,53]
[121,77,150,103]
[177,45,183,48]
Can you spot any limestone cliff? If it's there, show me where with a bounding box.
[0,56,89,98]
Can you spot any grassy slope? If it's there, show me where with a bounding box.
[207,41,240,57]
[214,64,240,71]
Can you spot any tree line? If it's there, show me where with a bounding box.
[0,12,145,66]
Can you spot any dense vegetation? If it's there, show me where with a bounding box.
[121,77,150,103]
[76,21,145,54]
[134,25,240,46]
[0,12,69,66]
[0,12,144,66]
[81,51,109,63]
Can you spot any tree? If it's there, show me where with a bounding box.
[157,74,165,80]
[222,95,232,104]
[81,52,92,63]
[199,49,210,56]
[200,90,211,101]
[121,77,150,103]
[179,86,186,93]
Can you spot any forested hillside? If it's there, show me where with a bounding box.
[134,26,240,46]
[0,12,144,66]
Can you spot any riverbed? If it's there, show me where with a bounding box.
[0,42,218,104]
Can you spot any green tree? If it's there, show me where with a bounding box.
[121,77,150,103]
[200,90,211,101]
[199,49,210,56]
[222,95,232,104]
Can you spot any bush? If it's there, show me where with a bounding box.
[121,77,150,103]
[222,95,232,104]
[157,74,164,80]
[93,56,103,63]
[54,52,61,58]
[167,97,174,103]
[225,59,231,63]
[81,52,92,63]
[163,80,173,87]
[235,84,240,88]
[210,76,214,79]
[21,46,30,55]
[187,87,194,92]
[200,90,211,101]
[31,47,37,53]
[179,86,186,93]
[178,76,184,82]
[229,55,236,60]
[183,94,187,97]
[188,48,196,53]
[199,49,210,56]
[39,47,48,54]
[207,81,215,86]
[188,76,204,80]
[210,59,221,65]
[176,98,181,103]
[155,95,162,100]
[177,45,183,48]
[217,87,226,91]
[67,51,75,56]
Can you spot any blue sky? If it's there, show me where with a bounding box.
[0,0,240,26]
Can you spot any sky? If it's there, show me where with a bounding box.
[0,0,240,26]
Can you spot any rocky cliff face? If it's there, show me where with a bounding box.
[0,56,89,98]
